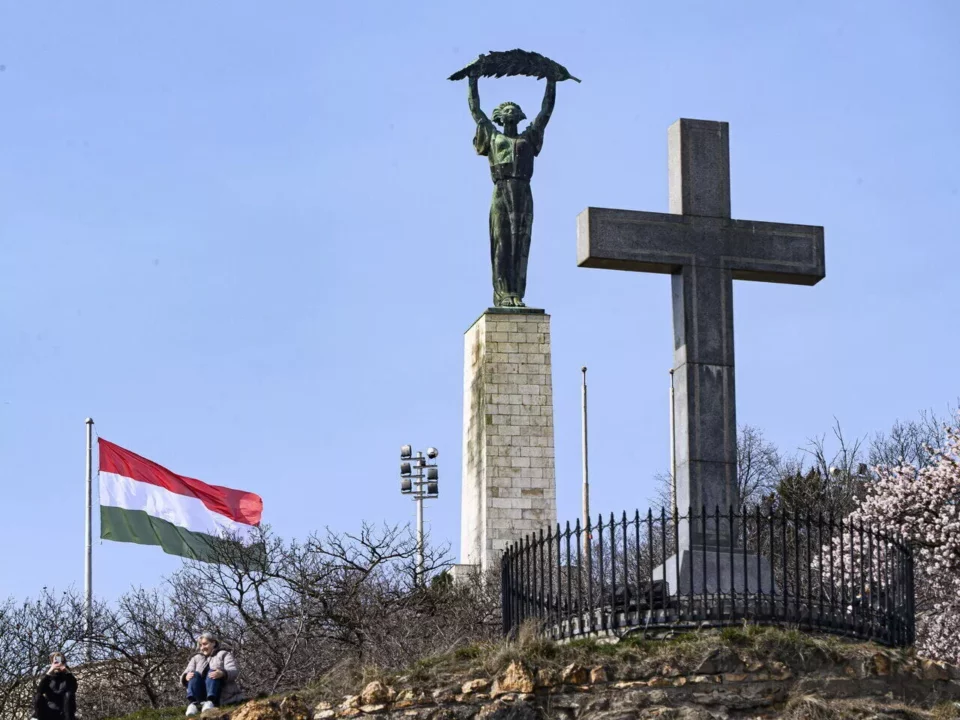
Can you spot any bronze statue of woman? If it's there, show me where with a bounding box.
[467,74,555,308]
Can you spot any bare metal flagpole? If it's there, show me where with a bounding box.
[581,367,590,557]
[84,417,94,662]
[669,370,676,510]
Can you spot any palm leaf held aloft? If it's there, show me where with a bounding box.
[448,49,581,83]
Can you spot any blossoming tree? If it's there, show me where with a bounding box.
[844,422,960,663]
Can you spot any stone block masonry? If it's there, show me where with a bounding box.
[459,308,557,572]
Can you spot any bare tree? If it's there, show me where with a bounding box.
[163,521,473,698]
[0,588,86,720]
[277,522,452,670]
[774,418,867,518]
[650,424,783,509]
[869,403,957,471]
[166,524,305,696]
[777,407,958,518]
[0,520,501,720]
[736,425,783,504]
[81,588,192,713]
[0,598,25,720]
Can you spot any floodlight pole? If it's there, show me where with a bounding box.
[399,446,438,588]
[415,452,425,587]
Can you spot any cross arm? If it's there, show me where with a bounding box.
[577,207,825,286]
[723,218,825,285]
[577,207,701,273]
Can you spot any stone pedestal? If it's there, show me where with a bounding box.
[654,547,775,595]
[459,308,557,572]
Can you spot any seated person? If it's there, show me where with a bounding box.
[180,632,242,715]
[33,651,77,720]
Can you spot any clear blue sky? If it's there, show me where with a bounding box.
[2,1,958,602]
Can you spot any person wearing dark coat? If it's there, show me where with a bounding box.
[32,652,77,720]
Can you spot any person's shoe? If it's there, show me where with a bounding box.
[185,704,199,717]
[201,701,216,712]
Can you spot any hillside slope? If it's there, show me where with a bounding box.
[112,626,960,720]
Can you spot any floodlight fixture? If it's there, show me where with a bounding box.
[395,444,440,588]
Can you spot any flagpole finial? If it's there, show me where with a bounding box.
[85,418,94,424]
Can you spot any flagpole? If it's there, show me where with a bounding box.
[84,417,94,662]
[581,367,590,558]
[669,370,676,511]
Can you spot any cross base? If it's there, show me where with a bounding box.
[653,546,776,595]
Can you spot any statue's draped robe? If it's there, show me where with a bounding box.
[474,116,545,306]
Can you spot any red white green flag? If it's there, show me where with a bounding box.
[98,438,263,563]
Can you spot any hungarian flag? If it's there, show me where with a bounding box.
[98,439,264,564]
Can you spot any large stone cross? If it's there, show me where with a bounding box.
[577,118,825,552]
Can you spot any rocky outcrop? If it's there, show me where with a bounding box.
[205,652,960,720]
[492,661,535,696]
[229,695,311,720]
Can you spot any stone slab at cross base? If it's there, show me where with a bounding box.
[654,547,776,595]
[460,308,557,572]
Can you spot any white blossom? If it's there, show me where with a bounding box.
[839,422,960,662]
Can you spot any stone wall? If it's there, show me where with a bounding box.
[234,650,960,720]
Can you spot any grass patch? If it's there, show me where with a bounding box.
[356,622,884,693]
[933,702,960,720]
[296,622,885,702]
[105,707,187,720]
[782,696,933,720]
[106,701,251,720]
[453,645,483,661]
[783,694,840,720]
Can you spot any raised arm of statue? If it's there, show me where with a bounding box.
[530,78,556,133]
[468,76,491,127]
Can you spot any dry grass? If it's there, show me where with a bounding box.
[784,695,937,720]
[105,709,187,720]
[783,695,840,720]
[933,702,960,720]
[293,621,894,705]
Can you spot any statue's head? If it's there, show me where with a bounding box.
[492,101,526,127]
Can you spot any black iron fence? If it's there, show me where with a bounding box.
[500,507,915,646]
